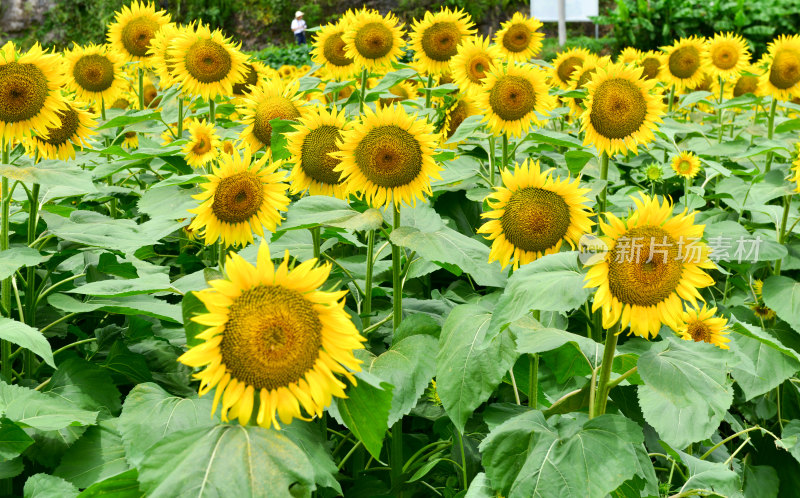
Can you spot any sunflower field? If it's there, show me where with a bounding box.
[3,1,800,496]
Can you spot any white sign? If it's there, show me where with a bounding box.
[532,0,599,22]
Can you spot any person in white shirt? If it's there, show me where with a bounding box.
[291,11,307,45]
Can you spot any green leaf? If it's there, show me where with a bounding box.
[117,383,219,468]
[269,118,299,161]
[0,247,46,280]
[730,322,800,400]
[370,68,419,94]
[778,419,800,465]
[102,341,153,384]
[24,474,79,498]
[182,291,208,348]
[77,470,141,498]
[436,303,518,432]
[137,184,199,220]
[0,382,97,431]
[675,449,742,496]
[96,109,161,130]
[0,162,97,196]
[446,115,485,144]
[0,417,34,460]
[367,335,437,425]
[137,425,315,497]
[0,318,55,368]
[0,457,23,479]
[67,273,174,297]
[44,357,122,415]
[281,421,341,494]
[328,371,393,460]
[565,150,595,174]
[527,129,584,148]
[762,275,800,331]
[280,196,383,231]
[48,293,182,323]
[464,473,495,498]
[637,338,733,448]
[743,464,779,498]
[488,252,590,340]
[54,420,130,489]
[480,412,644,498]
[392,313,441,345]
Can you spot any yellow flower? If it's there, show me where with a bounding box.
[169,23,248,100]
[311,21,360,81]
[617,47,641,65]
[677,304,730,349]
[178,241,365,429]
[63,44,127,105]
[493,12,544,63]
[703,32,750,80]
[731,64,763,97]
[752,279,764,297]
[122,130,139,149]
[334,103,441,208]
[188,148,290,247]
[182,118,221,168]
[449,35,502,96]
[24,99,97,161]
[671,151,702,179]
[378,81,419,107]
[0,42,67,144]
[637,50,663,81]
[475,61,556,138]
[661,36,706,90]
[107,0,170,64]
[478,159,594,269]
[791,143,800,192]
[286,106,349,198]
[759,35,800,100]
[751,304,776,321]
[585,194,716,339]
[580,62,664,156]
[566,54,607,116]
[342,8,406,72]
[549,47,592,90]
[148,23,181,87]
[409,7,476,76]
[440,96,478,146]
[238,80,306,154]
[231,61,270,98]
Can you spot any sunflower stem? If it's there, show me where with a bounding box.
[425,74,434,108]
[208,99,216,125]
[774,195,791,276]
[391,421,405,497]
[362,229,375,329]
[765,98,778,173]
[593,325,619,417]
[137,66,145,110]
[359,68,368,114]
[501,133,509,172]
[667,85,676,114]
[391,203,405,496]
[23,182,40,378]
[455,427,469,490]
[100,95,107,122]
[177,97,184,139]
[311,226,321,260]
[1,142,12,382]
[598,152,609,214]
[487,136,496,186]
[529,353,539,408]
[717,79,725,144]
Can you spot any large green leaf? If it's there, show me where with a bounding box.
[0,247,47,280]
[48,293,182,323]
[0,318,55,368]
[281,420,341,494]
[137,184,198,220]
[0,382,97,431]
[366,335,437,426]
[436,302,518,432]
[280,196,384,231]
[0,162,97,196]
[637,338,733,448]
[137,425,315,497]
[44,357,122,415]
[480,412,646,498]
[0,417,34,460]
[67,273,175,297]
[54,420,130,489]
[328,371,393,460]
[763,275,800,331]
[674,449,742,497]
[778,419,800,465]
[489,252,591,340]
[23,473,79,498]
[77,469,141,498]
[730,322,800,400]
[117,383,218,467]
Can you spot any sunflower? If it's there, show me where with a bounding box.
[222,140,236,156]
[731,64,762,97]
[676,304,730,349]
[110,95,131,110]
[409,7,475,76]
[617,47,641,65]
[661,36,706,90]
[169,23,248,100]
[188,148,290,247]
[107,1,170,64]
[638,50,663,81]
[148,23,180,87]
[703,32,750,80]
[334,104,440,208]
[378,81,419,107]
[580,62,664,156]
[550,47,592,90]
[671,151,701,179]
[178,241,366,429]
[342,8,406,72]
[475,62,556,138]
[142,77,160,108]
[760,35,800,100]
[441,96,477,145]
[231,60,269,98]
[478,159,594,269]
[752,278,764,297]
[311,21,360,81]
[64,44,126,105]
[0,42,67,143]
[791,144,800,192]
[122,131,139,149]
[493,12,544,63]
[25,100,97,161]
[238,80,306,154]
[449,35,502,95]
[751,304,776,320]
[567,54,606,116]
[183,118,221,168]
[645,163,664,182]
[584,194,716,339]
[286,106,348,198]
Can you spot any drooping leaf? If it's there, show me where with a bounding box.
[0,247,47,280]
[23,473,79,498]
[763,275,800,331]
[0,417,34,460]
[77,469,142,498]
[54,420,130,489]
[0,318,55,368]
[0,382,97,431]
[44,357,122,415]
[729,322,800,400]
[328,371,393,460]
